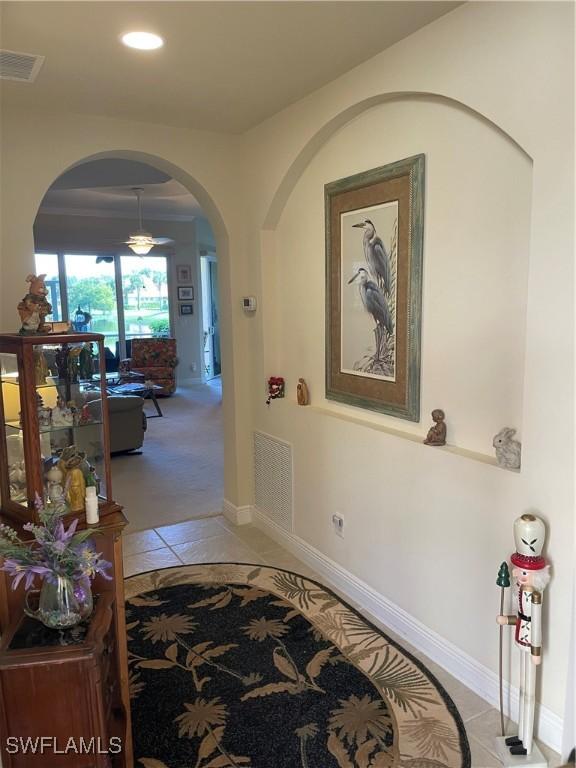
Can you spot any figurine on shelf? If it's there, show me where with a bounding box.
[17,274,52,334]
[8,461,26,498]
[496,514,551,761]
[17,295,42,334]
[46,463,65,505]
[297,378,310,406]
[64,449,87,513]
[266,376,285,405]
[38,404,52,428]
[55,345,69,382]
[67,346,82,384]
[79,404,92,425]
[423,409,447,446]
[52,396,74,427]
[493,427,521,470]
[34,347,50,385]
[78,342,94,381]
[68,400,80,426]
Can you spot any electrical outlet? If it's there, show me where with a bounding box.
[332,513,344,538]
[191,362,197,372]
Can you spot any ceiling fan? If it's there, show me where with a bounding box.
[124,187,174,255]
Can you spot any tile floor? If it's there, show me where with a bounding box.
[123,515,562,768]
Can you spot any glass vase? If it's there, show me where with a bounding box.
[73,577,94,621]
[25,575,92,629]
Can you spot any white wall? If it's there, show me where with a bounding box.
[242,0,574,745]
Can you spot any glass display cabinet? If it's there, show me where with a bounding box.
[0,332,117,523]
[0,332,133,766]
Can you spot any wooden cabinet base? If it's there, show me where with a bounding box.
[0,593,128,767]
[0,514,133,768]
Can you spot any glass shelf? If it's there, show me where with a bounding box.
[5,420,103,434]
[1,376,100,392]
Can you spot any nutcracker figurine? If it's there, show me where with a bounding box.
[496,514,551,765]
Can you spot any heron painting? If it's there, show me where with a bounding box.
[341,202,398,380]
[325,154,424,421]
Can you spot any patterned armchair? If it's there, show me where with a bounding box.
[120,338,178,396]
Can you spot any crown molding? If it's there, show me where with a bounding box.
[37,206,198,223]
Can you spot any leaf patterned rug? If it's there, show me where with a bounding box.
[125,563,471,768]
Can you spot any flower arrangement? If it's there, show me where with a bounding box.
[0,494,111,591]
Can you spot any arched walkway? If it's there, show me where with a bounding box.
[262,91,532,231]
[31,150,238,511]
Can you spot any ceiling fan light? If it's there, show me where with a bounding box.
[129,241,154,256]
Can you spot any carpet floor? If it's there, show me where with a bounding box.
[125,564,471,768]
[112,381,223,533]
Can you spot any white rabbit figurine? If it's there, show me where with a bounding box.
[493,427,521,470]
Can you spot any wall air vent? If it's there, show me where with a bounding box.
[0,50,45,82]
[254,431,293,532]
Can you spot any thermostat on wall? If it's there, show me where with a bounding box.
[242,296,257,312]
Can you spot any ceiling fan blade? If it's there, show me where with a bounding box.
[150,237,174,245]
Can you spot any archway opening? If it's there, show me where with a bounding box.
[32,155,226,532]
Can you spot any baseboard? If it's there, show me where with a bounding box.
[222,499,253,526]
[251,506,563,754]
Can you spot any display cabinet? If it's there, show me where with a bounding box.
[0,332,117,523]
[0,332,133,766]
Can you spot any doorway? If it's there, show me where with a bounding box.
[201,255,221,380]
[33,157,225,531]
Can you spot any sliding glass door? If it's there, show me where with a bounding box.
[64,254,119,354]
[120,255,170,349]
[35,253,171,364]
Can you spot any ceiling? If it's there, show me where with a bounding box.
[1,1,461,134]
[38,159,202,220]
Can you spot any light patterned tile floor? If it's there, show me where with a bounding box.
[122,516,561,767]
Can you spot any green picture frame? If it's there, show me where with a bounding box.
[325,154,425,422]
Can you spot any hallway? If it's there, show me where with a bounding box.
[112,380,223,532]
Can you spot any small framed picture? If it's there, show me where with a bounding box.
[179,303,194,316]
[178,286,194,301]
[176,265,192,283]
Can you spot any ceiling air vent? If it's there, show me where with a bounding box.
[0,50,45,82]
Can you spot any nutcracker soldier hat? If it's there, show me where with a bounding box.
[510,513,547,570]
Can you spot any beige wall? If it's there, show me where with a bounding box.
[242,0,574,736]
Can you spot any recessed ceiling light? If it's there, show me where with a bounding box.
[121,32,164,51]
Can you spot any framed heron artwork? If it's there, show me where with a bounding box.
[325,154,424,421]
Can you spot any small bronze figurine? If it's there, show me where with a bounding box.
[78,343,94,381]
[297,378,310,406]
[424,409,446,446]
[34,347,50,385]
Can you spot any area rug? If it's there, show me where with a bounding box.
[125,564,471,768]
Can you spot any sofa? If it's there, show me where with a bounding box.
[88,395,147,454]
[120,338,178,396]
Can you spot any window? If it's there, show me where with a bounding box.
[34,253,63,320]
[34,253,171,362]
